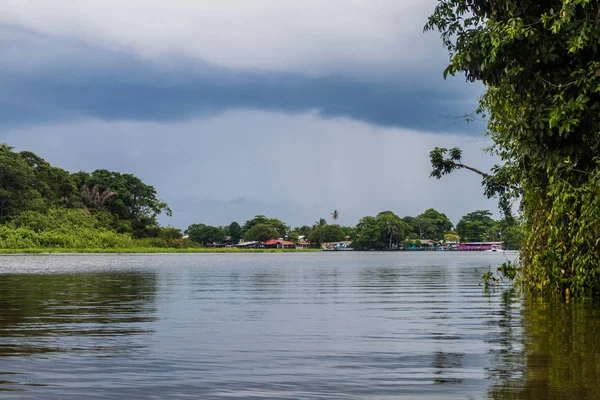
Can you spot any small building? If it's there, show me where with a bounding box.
[263,239,296,249]
[458,242,503,251]
[235,241,262,249]
[205,242,226,248]
[296,241,311,249]
[402,240,439,251]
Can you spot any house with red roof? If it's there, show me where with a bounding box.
[263,239,296,249]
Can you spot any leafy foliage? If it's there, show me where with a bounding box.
[456,210,496,242]
[242,215,289,238]
[0,143,176,247]
[0,144,44,220]
[186,223,226,245]
[309,224,346,246]
[244,223,280,242]
[418,208,454,240]
[353,211,411,250]
[425,0,600,295]
[444,233,461,243]
[228,221,242,244]
[74,169,172,236]
[0,208,134,249]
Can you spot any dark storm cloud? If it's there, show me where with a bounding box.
[0,26,484,135]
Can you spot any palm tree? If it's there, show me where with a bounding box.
[314,218,327,228]
[331,210,339,223]
[81,184,116,213]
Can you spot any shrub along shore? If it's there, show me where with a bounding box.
[0,248,320,254]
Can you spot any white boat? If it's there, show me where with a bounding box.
[486,245,502,252]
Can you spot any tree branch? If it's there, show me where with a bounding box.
[455,163,491,178]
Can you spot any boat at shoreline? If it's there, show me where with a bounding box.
[321,241,353,251]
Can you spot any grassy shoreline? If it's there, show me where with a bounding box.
[0,248,322,254]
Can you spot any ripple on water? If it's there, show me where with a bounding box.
[0,252,597,399]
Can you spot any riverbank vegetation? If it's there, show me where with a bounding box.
[0,143,524,253]
[0,248,319,254]
[425,0,600,296]
[185,208,524,251]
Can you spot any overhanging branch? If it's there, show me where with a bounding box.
[455,163,490,178]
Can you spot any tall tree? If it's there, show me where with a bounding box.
[354,211,411,250]
[314,218,327,228]
[82,170,171,236]
[244,223,279,242]
[294,225,312,239]
[0,144,43,220]
[20,151,77,205]
[228,221,242,244]
[331,210,339,223]
[425,0,600,294]
[242,215,289,238]
[417,208,453,241]
[309,224,345,246]
[456,210,496,242]
[186,223,226,245]
[403,215,434,240]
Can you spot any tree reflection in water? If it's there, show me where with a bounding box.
[488,289,600,400]
[0,272,158,357]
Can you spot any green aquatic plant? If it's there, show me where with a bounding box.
[482,260,521,289]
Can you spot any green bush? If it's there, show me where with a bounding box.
[1,208,134,249]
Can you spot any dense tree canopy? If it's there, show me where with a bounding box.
[0,143,174,243]
[186,223,226,245]
[402,209,453,240]
[425,0,600,295]
[354,211,411,250]
[292,225,312,239]
[74,170,171,236]
[242,215,289,238]
[0,145,43,220]
[244,223,280,242]
[20,150,77,206]
[419,209,453,240]
[309,224,346,246]
[456,210,496,242]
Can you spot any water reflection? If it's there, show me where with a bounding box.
[488,291,600,400]
[0,272,157,358]
[433,352,464,385]
[0,254,598,399]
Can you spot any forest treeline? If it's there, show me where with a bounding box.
[0,143,188,249]
[187,209,524,250]
[0,143,523,250]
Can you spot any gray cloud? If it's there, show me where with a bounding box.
[0,26,484,134]
[2,0,445,74]
[2,111,498,229]
[0,2,498,231]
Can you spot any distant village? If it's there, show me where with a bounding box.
[183,235,505,252]
[183,209,521,251]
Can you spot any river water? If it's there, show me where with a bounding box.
[0,253,598,399]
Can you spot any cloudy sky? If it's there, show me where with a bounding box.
[1,0,496,229]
